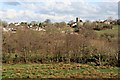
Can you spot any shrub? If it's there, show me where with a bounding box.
[2,27,118,66]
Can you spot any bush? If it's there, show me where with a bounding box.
[100,33,115,42]
[2,28,118,66]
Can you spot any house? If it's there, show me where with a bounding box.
[36,27,46,31]
[2,27,12,32]
[68,17,83,32]
[3,28,9,32]
[15,22,20,26]
[11,28,17,33]
[103,20,112,29]
[68,17,83,27]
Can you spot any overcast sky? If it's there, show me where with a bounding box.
[0,0,119,23]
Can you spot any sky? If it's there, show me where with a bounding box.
[0,0,119,23]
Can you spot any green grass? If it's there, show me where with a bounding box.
[97,68,119,73]
[95,25,119,34]
[2,63,120,78]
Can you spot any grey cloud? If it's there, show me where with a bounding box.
[3,2,21,6]
[1,1,118,22]
[58,2,118,20]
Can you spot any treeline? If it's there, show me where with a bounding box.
[2,26,119,66]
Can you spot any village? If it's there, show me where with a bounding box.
[1,0,120,78]
[2,17,118,34]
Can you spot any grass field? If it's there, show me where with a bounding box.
[95,25,119,34]
[2,63,120,78]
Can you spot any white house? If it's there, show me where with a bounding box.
[3,28,9,32]
[15,22,20,26]
[36,27,46,31]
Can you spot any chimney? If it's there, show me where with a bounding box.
[76,17,79,23]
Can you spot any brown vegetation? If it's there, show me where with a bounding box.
[2,24,118,67]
